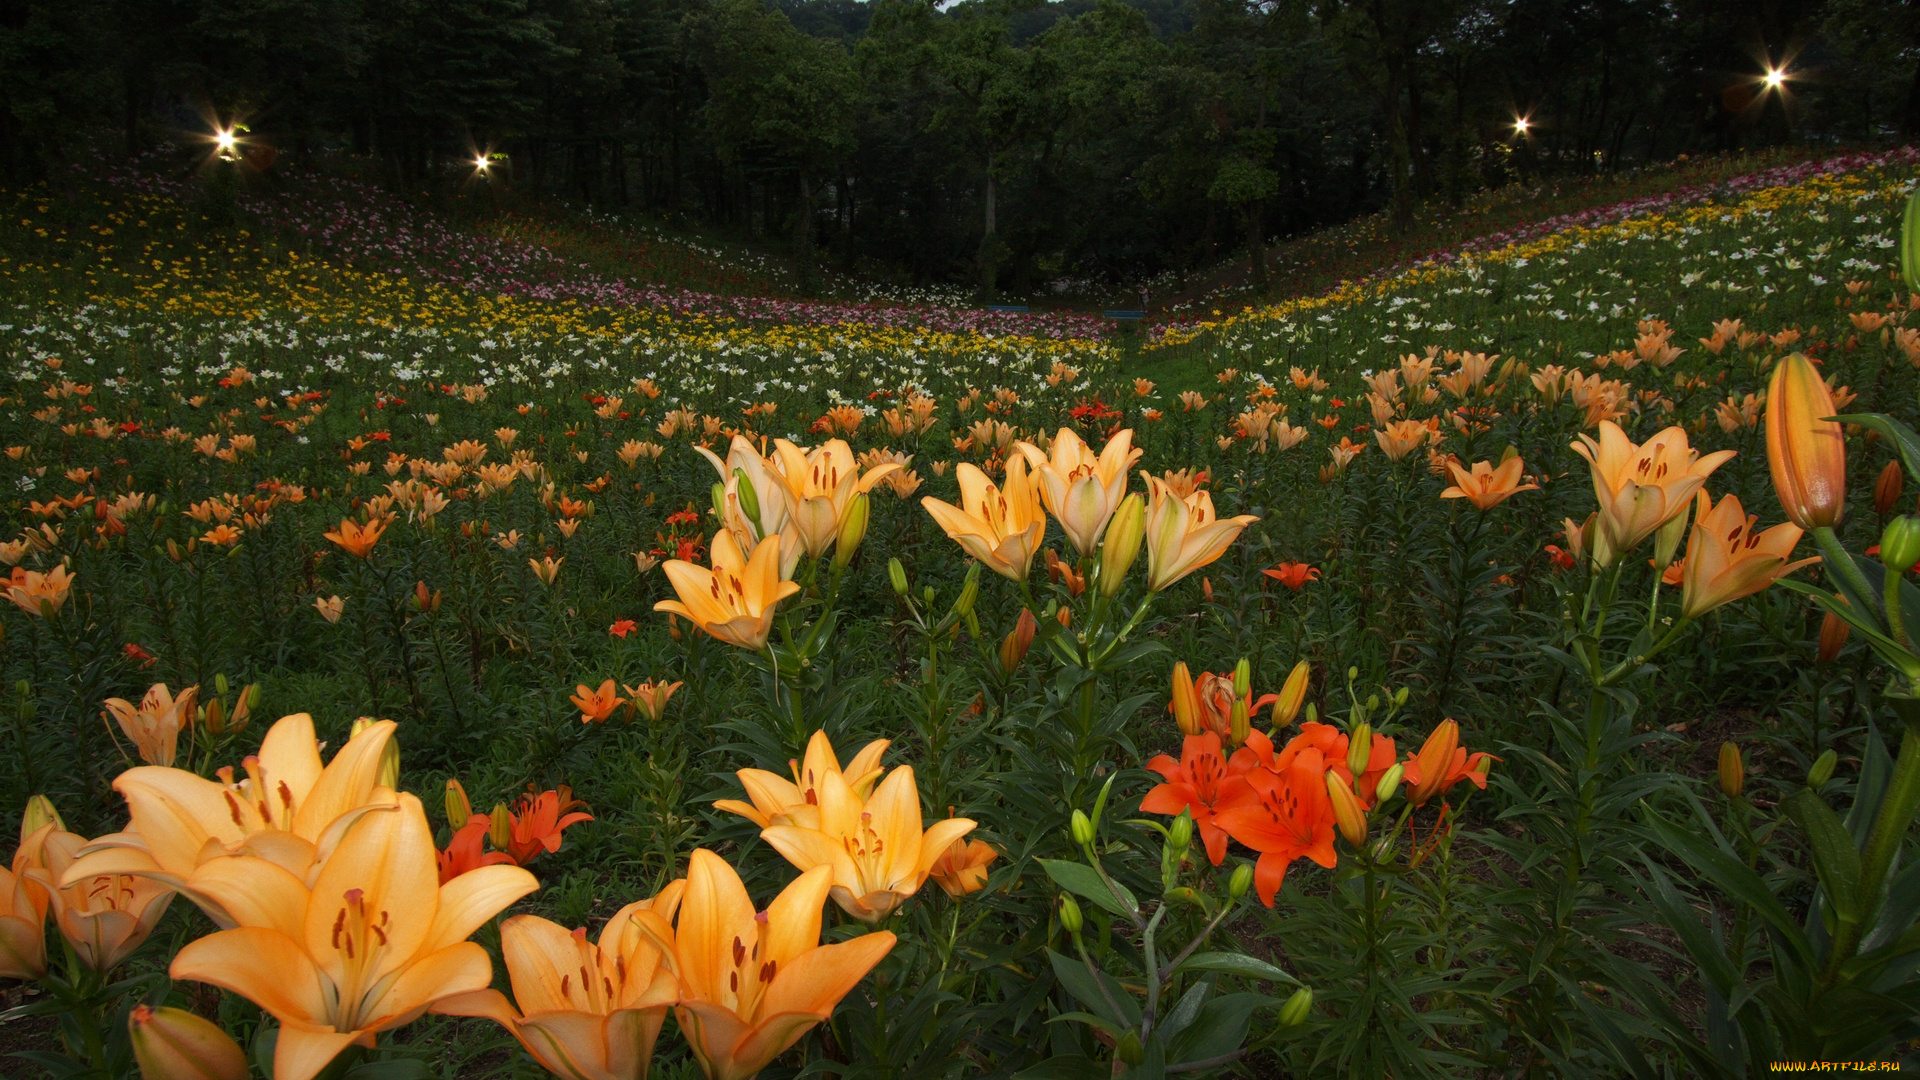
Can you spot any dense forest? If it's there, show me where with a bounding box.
[0,0,1908,292]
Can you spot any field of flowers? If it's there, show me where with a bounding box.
[0,147,1918,1078]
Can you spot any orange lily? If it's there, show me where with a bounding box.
[1403,720,1495,807]
[769,438,902,558]
[1142,475,1259,591]
[19,822,175,973]
[438,814,513,884]
[323,517,387,558]
[1211,747,1337,907]
[1679,491,1819,619]
[102,683,199,767]
[1013,427,1142,556]
[169,794,538,1080]
[1441,457,1539,510]
[434,882,686,1080]
[626,850,895,1080]
[1142,732,1233,865]
[1570,421,1734,563]
[655,530,800,651]
[714,729,890,829]
[760,765,976,923]
[624,680,683,723]
[504,786,594,866]
[572,680,626,724]
[921,457,1047,581]
[1766,352,1848,529]
[6,564,73,617]
[928,838,998,898]
[62,713,398,927]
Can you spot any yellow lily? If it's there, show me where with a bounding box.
[697,435,801,578]
[654,530,801,651]
[1142,475,1260,591]
[1570,421,1735,564]
[626,850,894,1080]
[169,794,538,1080]
[1013,428,1142,557]
[62,713,398,927]
[760,765,976,923]
[1765,352,1848,530]
[102,683,200,768]
[769,438,901,558]
[921,458,1046,581]
[19,822,175,973]
[433,882,686,1080]
[714,729,890,830]
[1679,491,1820,619]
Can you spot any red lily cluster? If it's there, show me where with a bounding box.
[437,784,594,884]
[1143,720,1492,907]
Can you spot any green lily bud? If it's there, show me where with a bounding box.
[1808,748,1838,788]
[1117,1030,1145,1066]
[129,1005,248,1080]
[1070,809,1095,848]
[1099,495,1146,597]
[21,794,63,836]
[710,481,726,519]
[444,779,472,826]
[1233,658,1251,698]
[1304,702,1318,726]
[1374,762,1405,803]
[1278,987,1314,1026]
[1717,742,1744,799]
[1168,810,1194,854]
[489,803,514,851]
[888,558,909,596]
[1229,862,1253,899]
[1393,686,1409,707]
[1882,515,1920,572]
[953,563,980,618]
[1653,504,1690,571]
[1347,722,1373,777]
[731,468,760,528]
[922,585,936,606]
[832,492,869,568]
[1059,893,1084,935]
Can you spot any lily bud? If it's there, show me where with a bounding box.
[832,492,869,569]
[489,803,513,851]
[129,1005,249,1080]
[1070,809,1095,848]
[888,558,909,596]
[1765,352,1847,530]
[1374,762,1405,804]
[1326,772,1368,846]
[1228,862,1253,899]
[1808,748,1838,788]
[1876,460,1906,516]
[1059,893,1084,935]
[1717,742,1744,799]
[1346,722,1373,777]
[201,695,226,735]
[1818,608,1850,663]
[1230,696,1250,747]
[731,468,761,528]
[1098,494,1146,596]
[953,563,980,619]
[21,794,63,838]
[1279,987,1314,1026]
[1168,810,1194,854]
[1652,502,1689,571]
[1882,516,1920,572]
[1170,662,1199,736]
[709,481,726,519]
[999,609,1038,674]
[445,779,472,826]
[1272,660,1310,728]
[377,737,400,790]
[1117,1031,1145,1067]
[1232,658,1250,698]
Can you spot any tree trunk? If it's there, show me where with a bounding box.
[978,149,999,299]
[794,171,815,293]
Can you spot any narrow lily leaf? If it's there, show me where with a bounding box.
[1784,789,1863,923]
[1039,858,1138,916]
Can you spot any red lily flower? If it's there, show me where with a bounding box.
[1213,748,1338,906]
[437,813,514,884]
[1141,733,1233,865]
[505,785,594,865]
[1262,562,1320,590]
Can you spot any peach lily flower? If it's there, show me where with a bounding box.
[1142,475,1260,591]
[1765,352,1848,530]
[169,794,539,1080]
[433,882,686,1080]
[19,823,175,973]
[6,564,73,617]
[769,438,901,558]
[1570,421,1734,563]
[697,435,801,577]
[921,458,1047,581]
[626,850,895,1080]
[61,713,399,927]
[760,765,976,923]
[1679,491,1819,620]
[654,530,801,651]
[714,729,890,830]
[0,814,50,980]
[323,517,388,558]
[102,683,200,768]
[928,838,998,898]
[1013,427,1142,556]
[624,679,683,723]
[1441,457,1539,511]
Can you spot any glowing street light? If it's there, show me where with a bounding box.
[1512,116,1531,136]
[213,128,239,160]
[1763,68,1788,91]
[474,155,490,172]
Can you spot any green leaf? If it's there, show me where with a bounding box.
[1174,951,1301,985]
[1642,806,1816,970]
[1902,189,1920,292]
[1784,788,1864,922]
[1013,1057,1108,1080]
[1039,858,1138,916]
[1836,412,1920,488]
[1047,949,1141,1028]
[1167,992,1271,1065]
